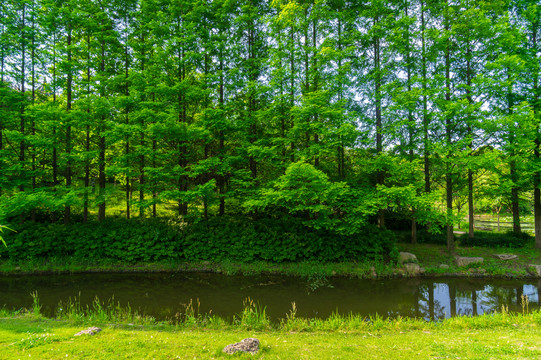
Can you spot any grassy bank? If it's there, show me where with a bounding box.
[398,241,541,278]
[2,302,541,359]
[2,240,541,278]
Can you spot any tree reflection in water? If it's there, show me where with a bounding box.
[415,280,541,320]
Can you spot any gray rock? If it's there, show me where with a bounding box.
[399,252,417,265]
[527,265,541,277]
[74,327,101,336]
[404,263,421,276]
[223,338,259,355]
[493,254,518,261]
[439,264,450,270]
[455,256,483,267]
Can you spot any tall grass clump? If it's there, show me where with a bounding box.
[234,298,271,331]
[55,294,155,325]
[172,298,209,328]
[30,291,41,317]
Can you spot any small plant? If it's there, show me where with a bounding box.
[30,291,41,317]
[305,272,333,293]
[181,298,203,327]
[235,297,271,330]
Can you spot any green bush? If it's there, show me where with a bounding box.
[459,231,532,248]
[382,209,413,231]
[0,216,397,263]
[396,227,448,245]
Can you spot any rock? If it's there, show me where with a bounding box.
[493,254,518,261]
[439,264,450,270]
[527,265,541,277]
[399,252,417,265]
[223,338,260,355]
[455,256,483,267]
[478,268,486,274]
[74,327,101,336]
[404,263,421,276]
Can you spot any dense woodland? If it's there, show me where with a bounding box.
[0,0,540,255]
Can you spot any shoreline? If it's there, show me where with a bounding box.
[1,260,539,279]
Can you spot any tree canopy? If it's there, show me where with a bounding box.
[0,0,540,250]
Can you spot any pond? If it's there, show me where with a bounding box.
[1,273,539,321]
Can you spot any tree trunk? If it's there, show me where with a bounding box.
[30,2,36,222]
[139,33,146,218]
[466,43,474,239]
[532,24,541,248]
[83,33,91,223]
[64,22,72,225]
[218,51,225,216]
[98,35,106,222]
[374,15,384,229]
[125,19,131,220]
[19,3,26,195]
[445,2,454,252]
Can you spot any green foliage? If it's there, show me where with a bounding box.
[0,217,397,263]
[0,224,15,250]
[459,231,533,248]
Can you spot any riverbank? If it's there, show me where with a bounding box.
[2,242,541,279]
[2,306,541,359]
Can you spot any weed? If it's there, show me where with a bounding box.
[234,297,271,331]
[30,291,41,317]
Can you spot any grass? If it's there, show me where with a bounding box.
[398,238,541,277]
[2,299,541,359]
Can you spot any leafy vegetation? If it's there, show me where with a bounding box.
[0,217,397,263]
[459,231,533,249]
[0,0,540,256]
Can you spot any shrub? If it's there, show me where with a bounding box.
[0,216,397,264]
[459,231,532,248]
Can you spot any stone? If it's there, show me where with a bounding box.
[399,252,417,265]
[223,338,260,355]
[404,263,421,276]
[439,264,450,270]
[455,256,483,267]
[74,327,101,336]
[493,254,518,261]
[527,265,541,277]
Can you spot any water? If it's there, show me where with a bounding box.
[0,273,538,321]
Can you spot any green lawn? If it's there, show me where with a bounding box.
[2,313,541,359]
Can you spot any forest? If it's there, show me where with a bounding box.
[0,0,540,261]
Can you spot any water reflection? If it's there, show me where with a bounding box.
[0,273,538,321]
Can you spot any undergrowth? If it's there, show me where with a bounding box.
[0,216,397,264]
